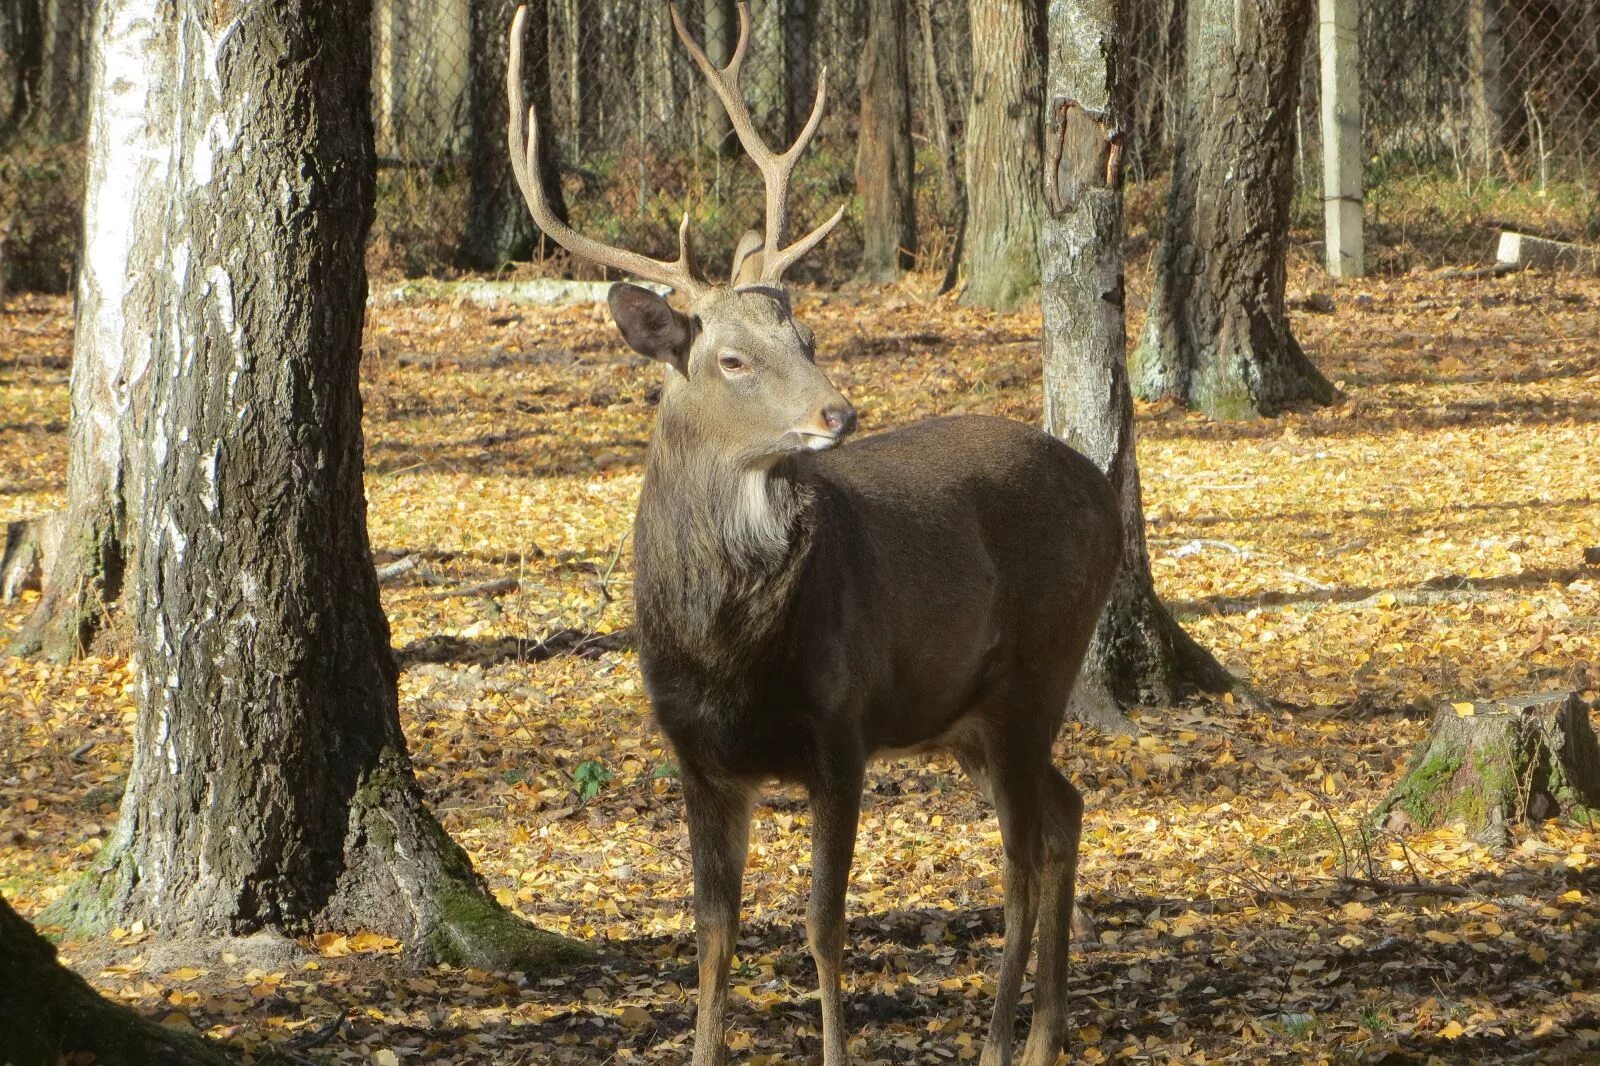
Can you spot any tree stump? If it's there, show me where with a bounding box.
[1378,692,1600,843]
[1,514,62,602]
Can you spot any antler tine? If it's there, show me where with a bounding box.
[507,7,703,298]
[669,2,844,286]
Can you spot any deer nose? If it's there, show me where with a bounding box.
[822,403,857,438]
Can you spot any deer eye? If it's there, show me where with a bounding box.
[718,352,751,375]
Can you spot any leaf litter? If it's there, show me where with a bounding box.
[1,262,1598,1064]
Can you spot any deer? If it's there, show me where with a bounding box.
[507,6,1122,1064]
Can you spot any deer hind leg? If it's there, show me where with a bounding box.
[974,736,1045,1066]
[684,771,754,1066]
[1019,767,1084,1066]
[806,759,865,1066]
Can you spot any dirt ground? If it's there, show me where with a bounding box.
[2,263,1598,1064]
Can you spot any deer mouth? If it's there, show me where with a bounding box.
[795,429,844,452]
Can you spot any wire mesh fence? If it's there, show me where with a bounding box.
[1,0,1596,293]
[1346,0,1600,268]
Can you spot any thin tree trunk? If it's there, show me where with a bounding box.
[8,0,168,662]
[918,0,957,207]
[750,0,787,131]
[1132,0,1332,419]
[783,0,815,141]
[1041,0,1231,724]
[465,0,567,269]
[960,0,1043,310]
[702,0,735,152]
[856,0,915,280]
[0,894,233,1066]
[44,0,585,974]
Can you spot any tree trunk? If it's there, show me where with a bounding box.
[917,0,957,208]
[1132,0,1332,419]
[8,0,169,662]
[0,894,233,1066]
[960,0,1043,310]
[856,0,915,280]
[1041,0,1232,728]
[464,0,567,270]
[783,0,815,142]
[701,0,736,152]
[750,0,787,132]
[1379,693,1600,846]
[43,0,585,975]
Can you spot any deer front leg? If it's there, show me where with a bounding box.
[684,770,754,1066]
[807,760,864,1065]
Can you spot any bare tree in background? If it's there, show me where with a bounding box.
[44,0,586,975]
[1041,0,1233,722]
[1132,0,1333,419]
[960,0,1044,309]
[856,0,915,280]
[465,0,567,268]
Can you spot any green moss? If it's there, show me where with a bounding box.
[37,847,137,940]
[1394,751,1463,826]
[428,882,593,973]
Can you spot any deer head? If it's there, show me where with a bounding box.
[507,3,855,464]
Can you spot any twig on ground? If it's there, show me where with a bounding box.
[427,577,520,600]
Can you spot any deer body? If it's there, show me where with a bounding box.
[505,6,1122,1062]
[636,414,1120,784]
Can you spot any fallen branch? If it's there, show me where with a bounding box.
[426,577,520,601]
[375,555,419,583]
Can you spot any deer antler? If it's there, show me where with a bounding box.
[669,2,845,286]
[507,6,706,300]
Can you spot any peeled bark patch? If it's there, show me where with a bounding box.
[1379,692,1600,841]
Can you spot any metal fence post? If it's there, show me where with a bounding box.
[1318,0,1363,278]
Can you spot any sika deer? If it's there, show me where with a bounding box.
[508,6,1122,1063]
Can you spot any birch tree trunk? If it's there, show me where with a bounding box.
[856,0,915,280]
[9,0,168,662]
[0,894,231,1066]
[464,0,567,269]
[960,0,1043,310]
[1041,0,1231,723]
[44,0,585,974]
[1131,0,1332,419]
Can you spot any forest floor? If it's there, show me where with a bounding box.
[2,263,1599,1064]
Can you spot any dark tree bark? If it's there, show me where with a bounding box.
[44,0,585,974]
[1041,0,1232,726]
[0,894,233,1066]
[8,0,170,662]
[856,0,915,280]
[783,0,815,142]
[464,0,568,270]
[960,0,1044,310]
[0,0,45,140]
[1132,0,1332,419]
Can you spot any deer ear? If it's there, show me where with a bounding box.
[730,230,765,287]
[608,283,690,371]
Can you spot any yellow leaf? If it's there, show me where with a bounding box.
[166,967,203,982]
[618,1005,652,1029]
[1452,702,1476,717]
[1439,1020,1465,1039]
[372,1051,400,1066]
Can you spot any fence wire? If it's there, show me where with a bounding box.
[1,0,1596,291]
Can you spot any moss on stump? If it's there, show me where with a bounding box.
[1378,692,1600,844]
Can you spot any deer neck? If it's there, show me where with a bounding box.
[634,400,816,673]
